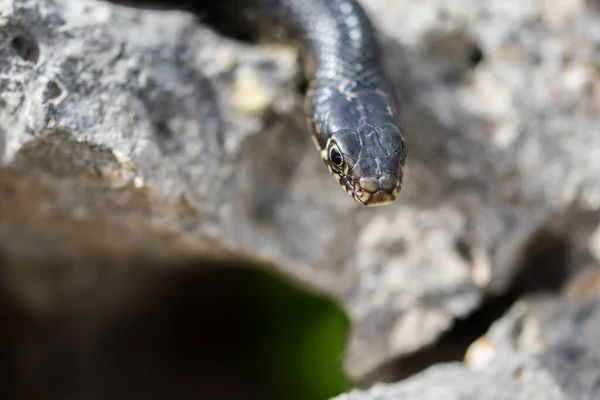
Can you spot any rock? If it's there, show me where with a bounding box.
[334,290,600,399]
[1,0,600,383]
[0,225,350,400]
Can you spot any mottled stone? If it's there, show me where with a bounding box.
[1,0,600,382]
[335,292,600,399]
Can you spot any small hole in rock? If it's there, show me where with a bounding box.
[154,121,172,138]
[43,81,63,101]
[469,45,484,68]
[297,76,309,95]
[11,35,40,64]
[423,30,484,83]
[153,120,182,155]
[455,238,473,263]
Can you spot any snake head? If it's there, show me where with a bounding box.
[325,123,407,206]
[314,87,408,206]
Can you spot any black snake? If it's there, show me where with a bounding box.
[110,0,408,206]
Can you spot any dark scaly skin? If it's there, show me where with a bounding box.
[108,0,408,206]
[225,0,408,206]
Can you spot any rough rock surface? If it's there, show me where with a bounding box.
[1,0,600,387]
[334,278,600,399]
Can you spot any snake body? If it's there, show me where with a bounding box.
[112,0,408,206]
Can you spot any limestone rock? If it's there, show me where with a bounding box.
[335,290,600,399]
[1,0,600,382]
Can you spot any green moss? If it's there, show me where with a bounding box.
[241,268,350,400]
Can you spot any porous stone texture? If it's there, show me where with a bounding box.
[334,283,600,400]
[1,0,600,388]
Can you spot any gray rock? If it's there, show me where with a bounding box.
[335,291,600,400]
[1,0,600,382]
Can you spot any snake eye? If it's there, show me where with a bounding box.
[329,144,344,168]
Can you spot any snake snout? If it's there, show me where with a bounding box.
[348,156,404,206]
[354,174,401,206]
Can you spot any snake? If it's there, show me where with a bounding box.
[110,0,408,206]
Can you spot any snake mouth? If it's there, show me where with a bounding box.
[355,189,398,206]
[340,174,401,207]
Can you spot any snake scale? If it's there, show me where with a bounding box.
[110,0,408,206]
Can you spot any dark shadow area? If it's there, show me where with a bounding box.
[0,273,40,399]
[11,34,40,64]
[359,227,574,386]
[105,0,262,43]
[0,256,349,400]
[586,0,600,13]
[421,29,484,84]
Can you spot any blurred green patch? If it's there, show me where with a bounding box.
[239,267,350,400]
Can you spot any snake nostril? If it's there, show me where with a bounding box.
[379,175,397,192]
[358,177,379,193]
